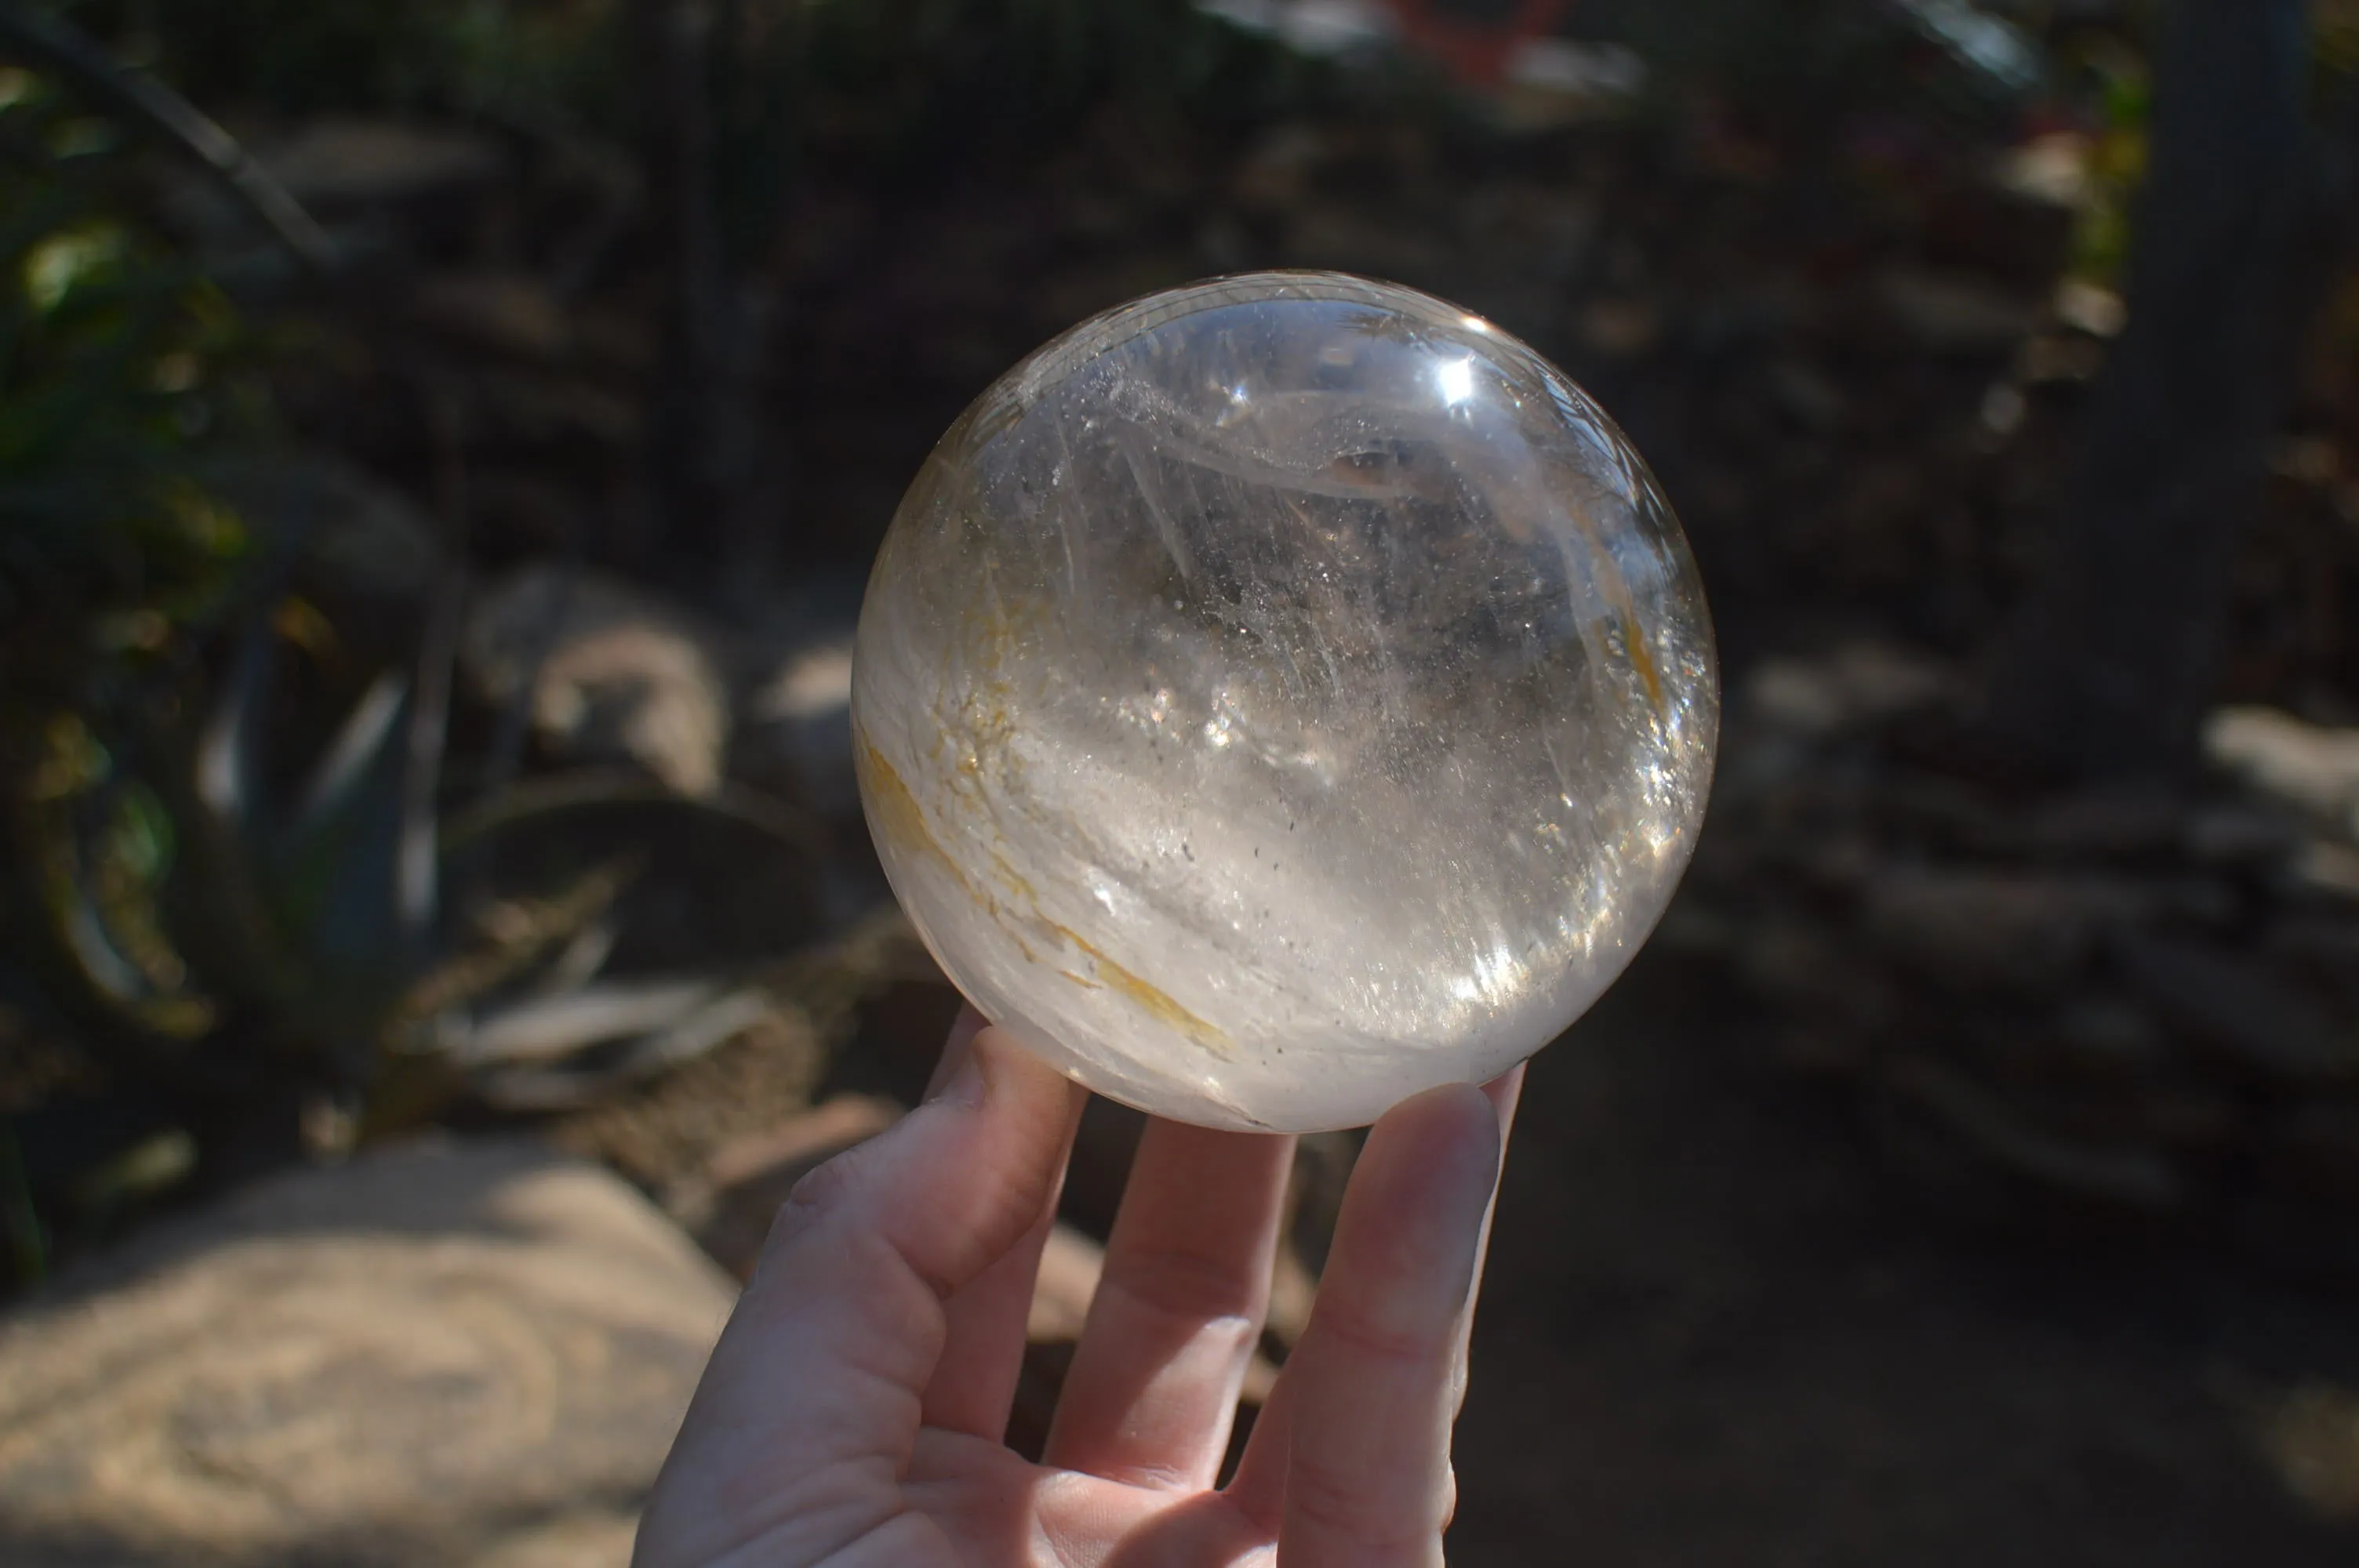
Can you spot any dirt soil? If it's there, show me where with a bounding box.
[1447,948,2359,1565]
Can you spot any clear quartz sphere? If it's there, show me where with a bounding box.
[853,272,1717,1131]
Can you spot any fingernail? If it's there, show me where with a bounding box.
[932,1040,990,1110]
[1432,1091,1507,1234]
[1354,1097,1498,1341]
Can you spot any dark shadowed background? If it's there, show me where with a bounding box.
[6,1,2359,1563]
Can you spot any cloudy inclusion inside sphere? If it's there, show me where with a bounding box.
[853,273,1717,1131]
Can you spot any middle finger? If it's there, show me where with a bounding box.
[1041,1119,1296,1490]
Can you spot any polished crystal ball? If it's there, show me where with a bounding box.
[853,272,1717,1131]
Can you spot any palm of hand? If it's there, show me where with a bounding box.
[635,1013,1517,1568]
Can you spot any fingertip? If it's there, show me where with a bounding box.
[1270,1085,1497,1561]
[922,1002,991,1102]
[1370,1081,1503,1215]
[750,1026,1081,1303]
[1400,1076,1503,1132]
[1481,1062,1527,1131]
[949,1001,990,1049]
[924,1019,1081,1119]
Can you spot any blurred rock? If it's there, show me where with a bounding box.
[2257,1103,2359,1207]
[1698,632,2359,1229]
[2017,331,2106,383]
[2042,994,2174,1079]
[2184,804,2305,869]
[2001,787,2191,862]
[1994,132,2093,211]
[1856,775,2005,848]
[2204,706,2359,842]
[1263,1241,1319,1355]
[734,572,864,821]
[1197,0,1394,60]
[2251,1382,2359,1522]
[409,271,572,361]
[1281,204,1452,281]
[2121,1087,2244,1153]
[202,456,442,605]
[468,467,583,551]
[1736,921,1899,1029]
[1875,267,2037,354]
[1028,1223,1105,1344]
[263,118,507,208]
[0,1140,731,1568]
[1765,358,1849,432]
[1456,182,1598,284]
[2290,839,2359,905]
[1489,38,1647,131]
[465,566,731,797]
[2262,916,2359,1009]
[471,368,643,447]
[1230,122,1327,212]
[2110,932,2355,1083]
[1874,1054,2182,1213]
[1761,1021,1877,1076]
[1648,901,1742,956]
[2052,278,2127,338]
[1572,296,1661,360]
[1863,869,2137,996]
[1739,641,1953,740]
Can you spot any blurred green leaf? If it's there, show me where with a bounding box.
[0,1127,43,1286]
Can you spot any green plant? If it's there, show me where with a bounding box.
[0,35,842,1289]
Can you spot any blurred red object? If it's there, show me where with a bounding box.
[1380,0,1576,86]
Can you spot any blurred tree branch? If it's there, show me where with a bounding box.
[0,4,333,270]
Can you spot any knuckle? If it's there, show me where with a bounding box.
[1107,1240,1263,1324]
[783,1144,863,1214]
[1310,1300,1448,1370]
[750,1149,869,1279]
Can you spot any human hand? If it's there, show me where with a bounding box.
[635,1007,1521,1567]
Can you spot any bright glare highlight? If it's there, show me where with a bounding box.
[1437,357,1476,406]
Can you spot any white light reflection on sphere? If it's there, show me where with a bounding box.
[852,273,1717,1131]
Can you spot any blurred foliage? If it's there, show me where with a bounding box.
[0,7,831,1287]
[0,54,263,1065]
[21,0,2355,1291]
[60,0,631,126]
[2055,1,2359,289]
[0,0,2079,1294]
[0,0,1296,1272]
[2059,31,2150,284]
[0,45,271,1278]
[0,61,260,678]
[56,0,1333,165]
[2321,0,2359,79]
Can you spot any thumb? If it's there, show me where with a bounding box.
[638,1028,1078,1565]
